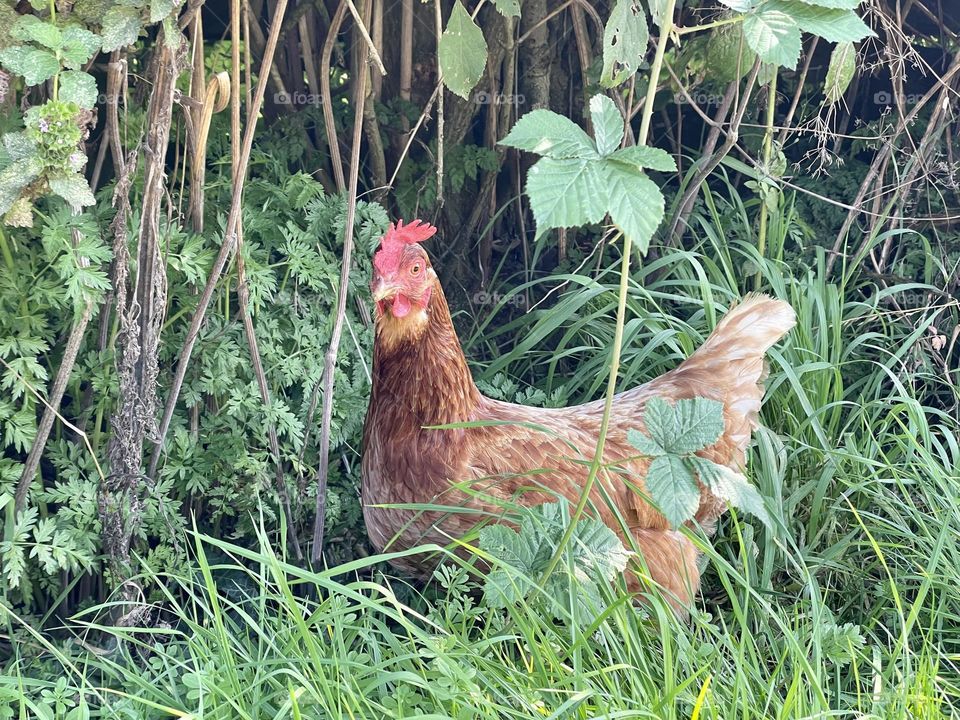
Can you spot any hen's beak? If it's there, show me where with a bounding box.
[372,278,399,303]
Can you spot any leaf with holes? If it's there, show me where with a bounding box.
[438,0,487,100]
[601,0,649,88]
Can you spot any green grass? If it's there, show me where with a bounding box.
[3,186,959,718]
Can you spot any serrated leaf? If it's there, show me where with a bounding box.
[101,5,142,53]
[500,109,597,159]
[494,0,520,17]
[0,45,60,86]
[608,144,677,172]
[59,71,98,109]
[589,94,624,155]
[61,26,101,69]
[824,41,855,104]
[438,0,487,100]
[48,173,95,211]
[743,8,802,68]
[12,15,63,49]
[602,163,664,254]
[626,428,665,456]
[688,457,772,529]
[526,157,608,238]
[666,397,726,454]
[646,455,700,528]
[761,0,874,43]
[601,0,649,88]
[150,0,180,22]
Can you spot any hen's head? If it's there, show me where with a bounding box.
[371,219,438,335]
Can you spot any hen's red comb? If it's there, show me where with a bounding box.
[374,219,437,274]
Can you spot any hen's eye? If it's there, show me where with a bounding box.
[410,263,422,276]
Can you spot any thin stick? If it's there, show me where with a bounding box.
[312,0,372,564]
[434,0,444,204]
[322,0,349,192]
[148,0,290,479]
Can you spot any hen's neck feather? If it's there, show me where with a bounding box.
[371,279,481,427]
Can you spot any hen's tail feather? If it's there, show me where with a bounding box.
[669,294,796,464]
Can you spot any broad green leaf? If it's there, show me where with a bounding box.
[646,455,700,528]
[494,0,520,17]
[626,428,666,457]
[609,144,677,172]
[761,0,874,43]
[500,108,597,159]
[12,15,62,49]
[0,156,41,216]
[792,0,861,7]
[824,42,855,104]
[642,397,675,450]
[602,163,664,254]
[688,457,772,529]
[61,26,101,69]
[101,5,142,53]
[48,173,96,211]
[0,46,59,86]
[438,0,487,100]
[3,132,38,163]
[150,0,181,22]
[743,8,802,68]
[601,0,649,88]
[705,23,757,83]
[589,95,624,155]
[665,397,726,454]
[59,71,98,109]
[526,157,608,237]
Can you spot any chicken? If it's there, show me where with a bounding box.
[361,219,795,610]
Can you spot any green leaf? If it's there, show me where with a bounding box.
[646,455,700,528]
[665,397,726,454]
[61,26,101,69]
[0,45,60,86]
[716,0,755,10]
[0,156,41,216]
[438,0,487,100]
[608,144,677,172]
[688,457,772,529]
[743,8,802,68]
[601,0,649,88]
[12,15,63,49]
[626,428,666,457]
[101,5,142,53]
[59,71,98,109]
[150,0,181,22]
[602,163,664,254]
[642,397,675,450]
[824,41,855,104]
[48,173,95,211]
[526,157,608,238]
[792,0,861,7]
[494,0,520,17]
[761,0,874,43]
[705,23,758,84]
[500,109,597,159]
[589,94,624,156]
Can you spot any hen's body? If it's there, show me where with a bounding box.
[363,250,795,609]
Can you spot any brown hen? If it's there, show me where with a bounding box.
[361,220,795,610]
